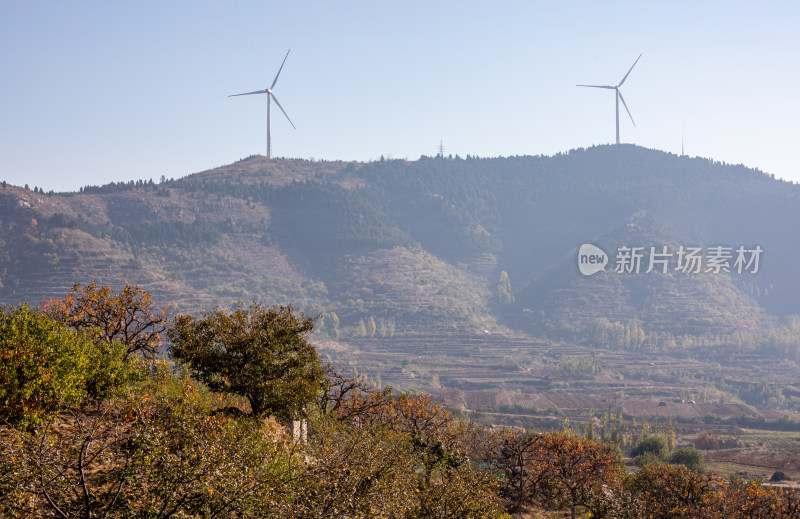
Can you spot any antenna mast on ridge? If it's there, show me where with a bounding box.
[682,124,685,156]
[437,140,444,158]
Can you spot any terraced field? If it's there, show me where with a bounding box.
[317,332,800,426]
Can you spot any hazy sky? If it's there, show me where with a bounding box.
[1,1,799,192]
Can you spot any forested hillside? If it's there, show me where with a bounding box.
[2,145,797,341]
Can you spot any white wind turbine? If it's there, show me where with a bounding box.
[229,50,296,159]
[577,54,642,145]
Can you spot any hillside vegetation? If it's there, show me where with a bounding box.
[4,148,800,434]
[3,287,799,518]
[2,146,799,341]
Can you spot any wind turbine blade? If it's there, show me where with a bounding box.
[618,53,642,87]
[270,93,296,129]
[576,84,615,89]
[229,89,268,97]
[617,90,636,127]
[270,49,291,90]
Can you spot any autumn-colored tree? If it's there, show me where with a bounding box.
[1,400,138,516]
[42,281,166,359]
[325,387,506,517]
[375,393,454,446]
[626,463,722,518]
[406,458,506,519]
[694,429,720,454]
[715,479,800,518]
[488,429,623,517]
[293,382,506,519]
[288,415,418,517]
[317,365,393,422]
[484,430,623,517]
[168,303,324,422]
[538,433,624,518]
[0,369,298,518]
[489,429,557,513]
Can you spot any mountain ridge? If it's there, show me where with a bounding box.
[0,145,796,341]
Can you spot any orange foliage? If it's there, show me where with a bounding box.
[42,281,166,359]
[694,429,720,454]
[627,464,723,518]
[715,480,800,519]
[491,429,623,517]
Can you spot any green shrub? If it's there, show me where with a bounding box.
[0,305,92,426]
[83,337,141,401]
[634,451,664,468]
[669,447,705,472]
[0,304,137,427]
[631,435,669,460]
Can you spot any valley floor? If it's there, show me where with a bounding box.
[318,332,800,482]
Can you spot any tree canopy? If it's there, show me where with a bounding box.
[42,281,166,360]
[0,304,136,427]
[168,303,324,421]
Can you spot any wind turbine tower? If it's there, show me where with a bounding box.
[229,50,296,159]
[577,54,642,145]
